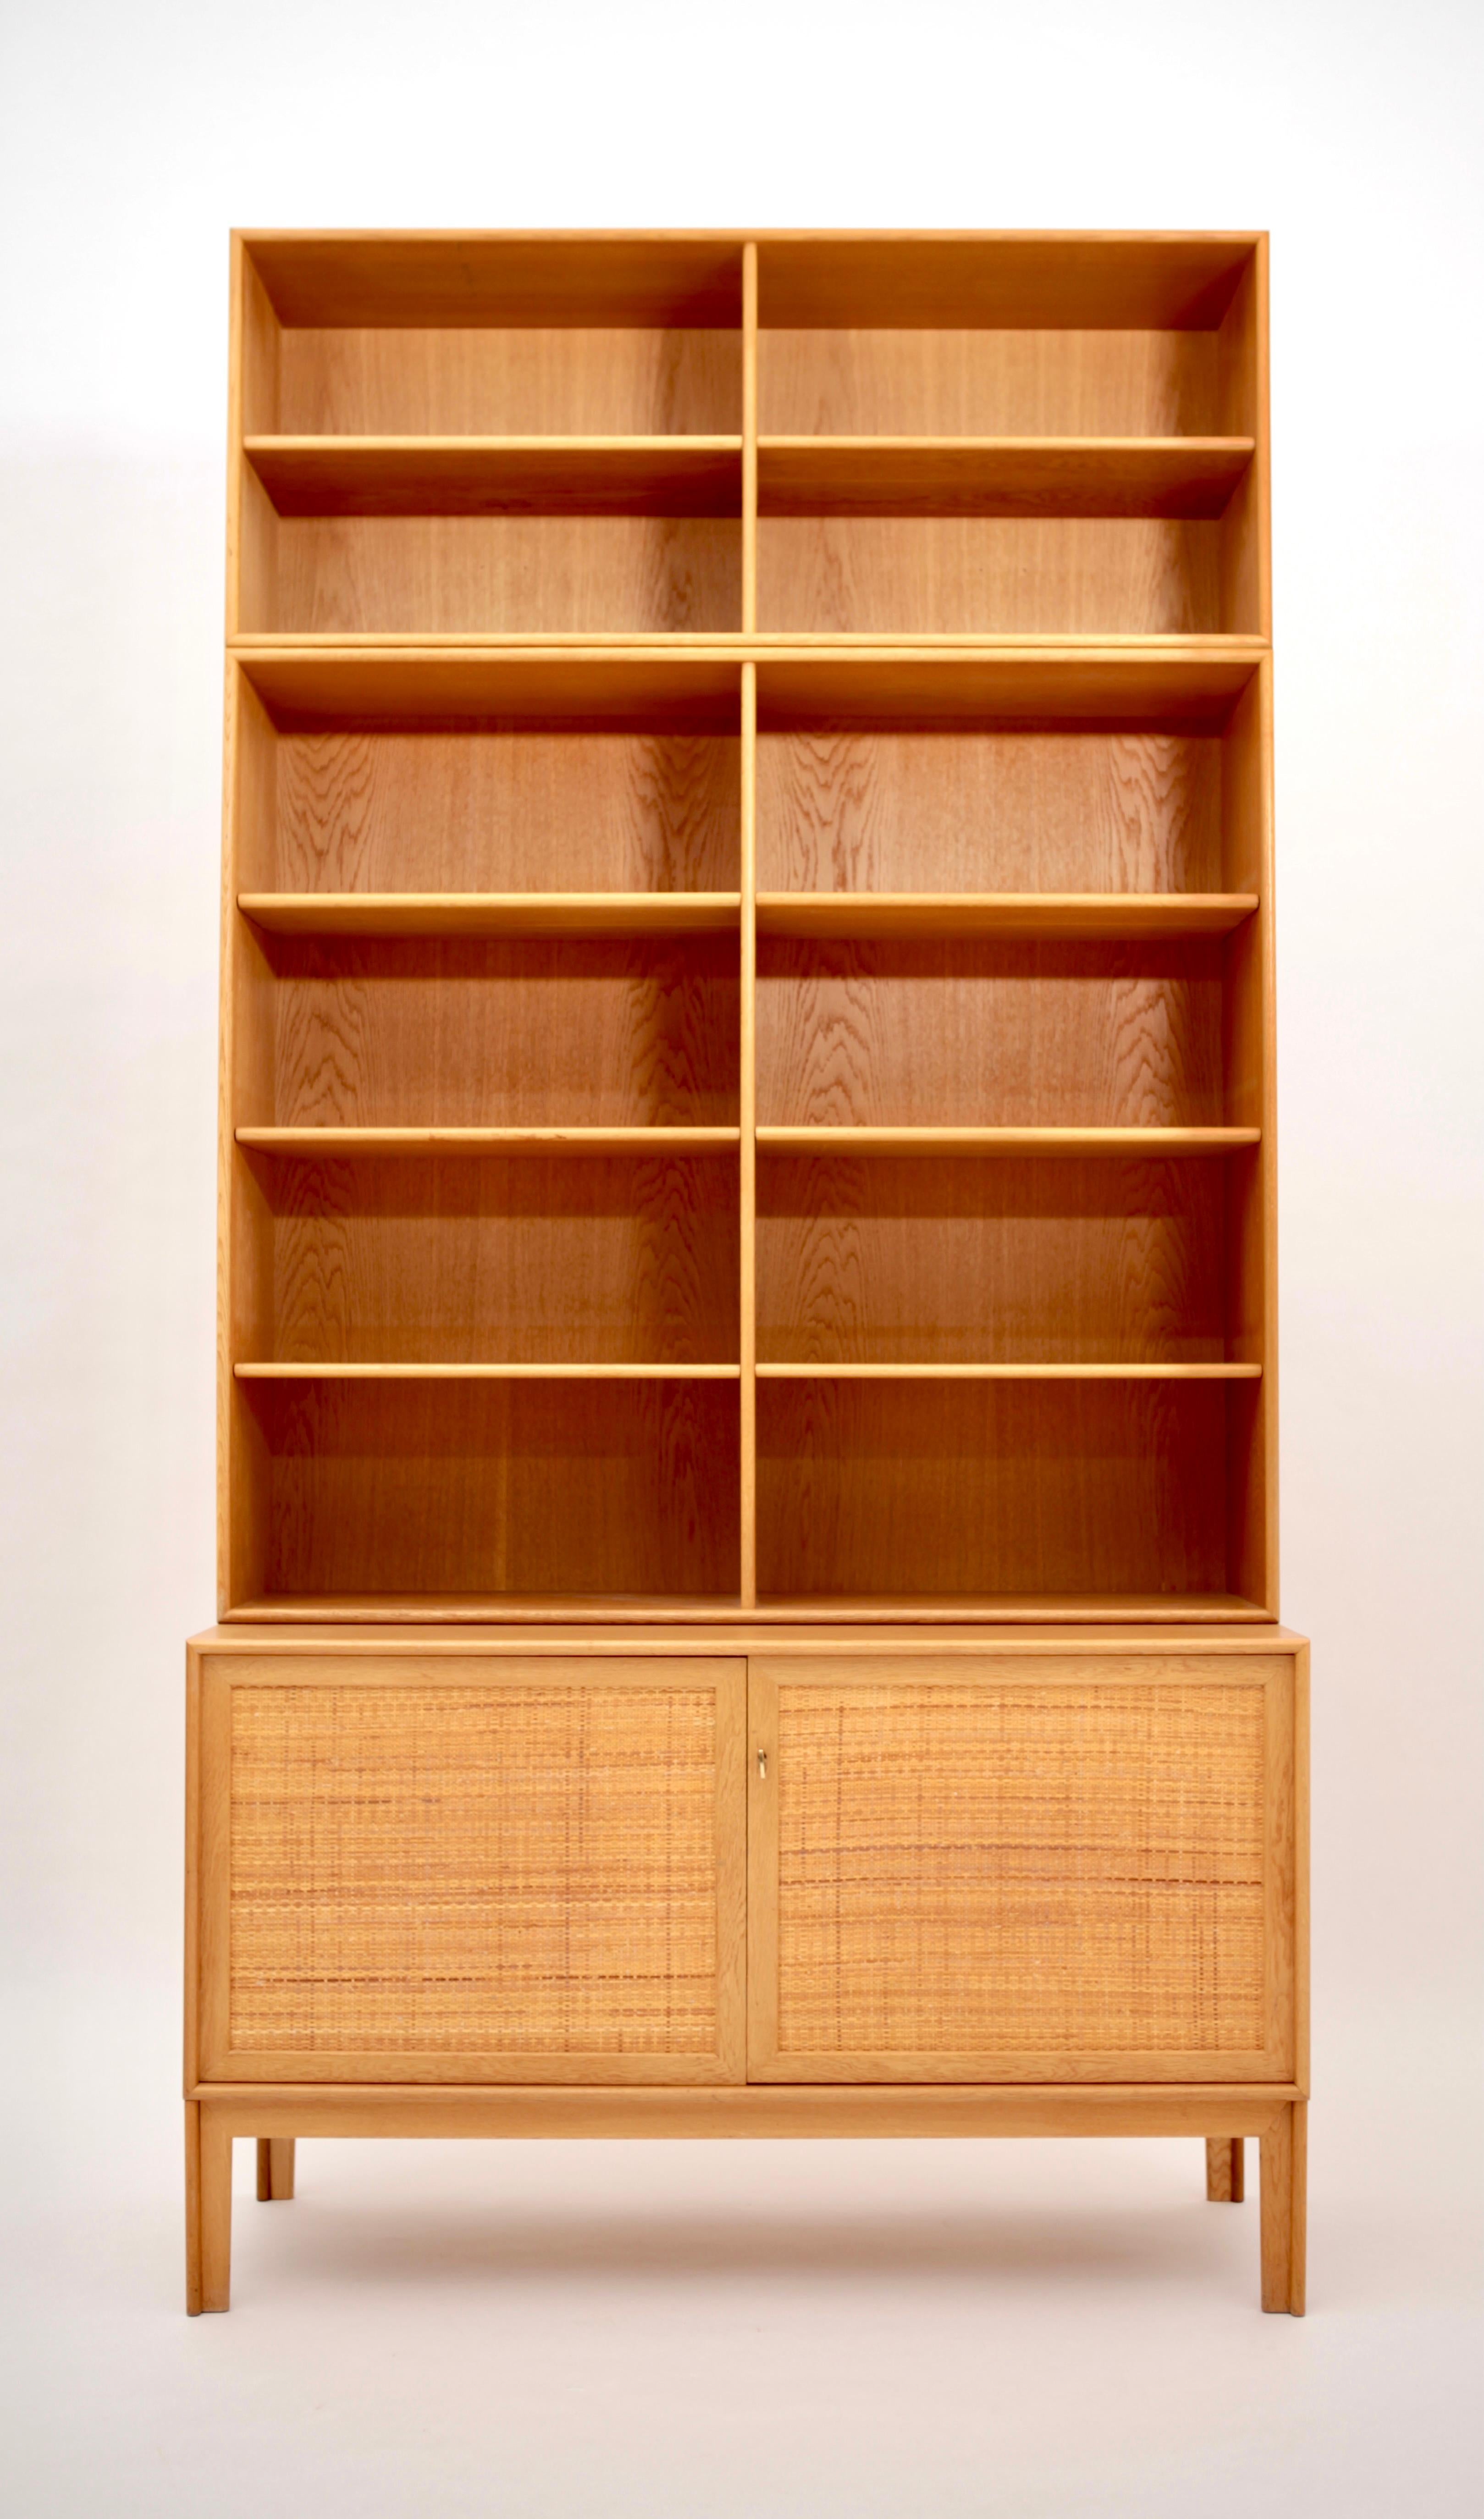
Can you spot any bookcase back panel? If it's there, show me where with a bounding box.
[759,330,1221,437]
[756,938,1225,1128]
[278,328,741,436]
[244,1378,740,1598]
[757,1155,1227,1364]
[757,729,1224,895]
[259,1153,740,1364]
[259,517,741,636]
[253,933,739,1128]
[757,518,1222,636]
[269,729,740,896]
[757,1379,1230,1599]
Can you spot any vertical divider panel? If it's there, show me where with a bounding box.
[739,663,758,1605]
[1221,657,1278,1610]
[741,244,759,634]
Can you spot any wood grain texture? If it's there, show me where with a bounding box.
[247,436,743,518]
[202,1656,746,2081]
[756,1378,1236,1599]
[739,664,758,1604]
[756,1128,1257,1157]
[761,334,1222,434]
[1260,2101,1306,2312]
[252,238,746,330]
[757,1154,1229,1364]
[248,1150,739,1364]
[757,729,1223,895]
[254,932,739,1128]
[750,1662,1275,2079]
[258,515,742,636]
[757,895,1254,940]
[274,725,739,895]
[1206,2135,1245,2201]
[757,936,1225,1128]
[199,2083,1297,2142]
[256,2138,296,2200]
[758,437,1252,519]
[241,1376,740,1599]
[238,1127,741,1156]
[242,893,742,937]
[757,517,1223,636]
[755,239,1253,331]
[243,648,745,729]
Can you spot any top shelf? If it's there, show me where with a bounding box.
[243,434,1252,520]
[241,232,1259,331]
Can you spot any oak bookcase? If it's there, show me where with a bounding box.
[186,230,1307,2315]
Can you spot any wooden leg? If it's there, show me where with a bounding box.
[257,2137,296,2201]
[1205,2136,1245,2202]
[185,2102,202,2315]
[1259,2102,1307,2314]
[199,2112,233,2314]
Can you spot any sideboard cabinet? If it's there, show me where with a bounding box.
[188,229,1306,2315]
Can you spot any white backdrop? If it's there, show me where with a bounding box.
[1,4,1479,2513]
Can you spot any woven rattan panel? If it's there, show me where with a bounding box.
[776,1683,1265,2055]
[229,1685,719,2053]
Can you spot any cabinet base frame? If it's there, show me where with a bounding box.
[186,2086,1307,2318]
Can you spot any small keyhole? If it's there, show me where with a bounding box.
[756,1748,768,1779]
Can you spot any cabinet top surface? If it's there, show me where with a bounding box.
[189,1623,1306,1654]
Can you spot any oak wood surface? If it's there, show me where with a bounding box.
[248,435,742,517]
[758,437,1252,518]
[199,2082,1299,2138]
[257,516,742,637]
[755,1379,1240,1599]
[757,1152,1235,1365]
[256,2137,296,2200]
[192,1624,1306,1652]
[1205,2137,1245,2201]
[756,935,1228,1128]
[244,931,739,1129]
[756,894,1255,939]
[1260,2102,1307,2313]
[757,517,1225,636]
[756,1127,1259,1156]
[227,1594,1271,1624]
[237,1127,740,1155]
[757,725,1225,895]
[240,1376,740,1600]
[241,893,742,936]
[241,1146,739,1366]
[268,721,739,895]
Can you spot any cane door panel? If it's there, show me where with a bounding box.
[747,1653,1296,2083]
[197,1654,746,2083]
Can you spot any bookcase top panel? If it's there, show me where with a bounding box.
[240,232,1263,331]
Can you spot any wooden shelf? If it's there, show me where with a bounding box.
[756,1127,1261,1158]
[756,1362,1260,1380]
[758,437,1254,519]
[236,1127,741,1157]
[240,892,742,938]
[245,435,744,518]
[756,892,1257,940]
[235,1362,741,1380]
[223,1591,1269,1626]
[225,1596,752,1624]
[752,1593,1271,1623]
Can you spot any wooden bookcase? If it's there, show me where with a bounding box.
[188,231,1306,2315]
